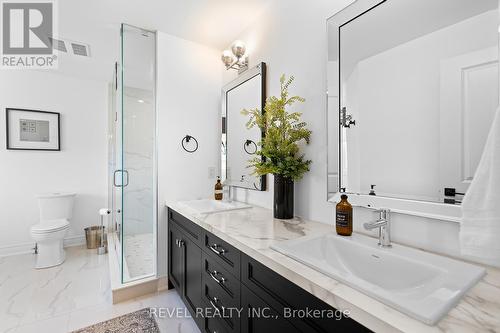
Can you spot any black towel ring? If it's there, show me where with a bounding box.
[244,139,257,155]
[182,135,198,153]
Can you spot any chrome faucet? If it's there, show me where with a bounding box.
[363,209,391,248]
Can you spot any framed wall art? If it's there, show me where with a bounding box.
[6,108,60,151]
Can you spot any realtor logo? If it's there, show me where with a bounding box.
[1,1,57,68]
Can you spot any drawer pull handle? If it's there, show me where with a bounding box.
[209,270,226,285]
[209,296,225,312]
[209,243,226,256]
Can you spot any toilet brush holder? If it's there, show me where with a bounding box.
[97,244,107,255]
[97,246,107,255]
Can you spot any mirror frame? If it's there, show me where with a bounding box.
[326,0,463,222]
[220,62,267,191]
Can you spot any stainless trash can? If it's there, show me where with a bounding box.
[84,226,105,249]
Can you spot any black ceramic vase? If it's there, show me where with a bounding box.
[274,174,294,219]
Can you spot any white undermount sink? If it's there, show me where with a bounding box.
[177,199,252,214]
[271,233,485,325]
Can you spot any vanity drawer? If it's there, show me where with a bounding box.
[202,252,240,302]
[241,284,301,333]
[204,316,231,333]
[168,208,202,246]
[203,231,240,277]
[202,277,239,331]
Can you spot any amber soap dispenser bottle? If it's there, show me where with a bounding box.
[214,177,223,200]
[336,194,353,236]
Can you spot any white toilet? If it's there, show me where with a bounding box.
[31,192,76,269]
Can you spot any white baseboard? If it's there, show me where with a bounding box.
[63,234,86,247]
[0,234,86,257]
[0,241,34,257]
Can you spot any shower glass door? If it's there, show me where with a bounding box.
[118,24,157,283]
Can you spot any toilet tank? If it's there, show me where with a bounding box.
[37,192,76,221]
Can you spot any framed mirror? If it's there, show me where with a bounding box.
[327,0,499,216]
[221,62,267,190]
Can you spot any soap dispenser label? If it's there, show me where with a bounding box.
[336,212,350,227]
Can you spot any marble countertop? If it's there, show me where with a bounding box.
[166,201,500,333]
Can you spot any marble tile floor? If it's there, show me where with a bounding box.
[0,246,199,333]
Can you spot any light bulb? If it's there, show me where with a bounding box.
[239,54,249,65]
[221,49,234,66]
[231,40,246,58]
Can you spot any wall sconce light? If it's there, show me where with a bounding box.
[221,40,249,73]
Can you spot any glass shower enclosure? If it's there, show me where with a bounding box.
[109,24,157,283]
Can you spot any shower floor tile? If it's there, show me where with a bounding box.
[123,233,155,278]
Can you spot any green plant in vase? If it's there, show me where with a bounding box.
[242,74,312,219]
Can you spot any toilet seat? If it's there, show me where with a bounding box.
[31,219,69,234]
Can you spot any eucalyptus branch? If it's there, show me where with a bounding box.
[241,74,312,181]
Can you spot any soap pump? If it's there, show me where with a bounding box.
[369,185,376,196]
[336,189,352,236]
[214,177,223,200]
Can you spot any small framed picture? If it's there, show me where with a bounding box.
[6,108,60,151]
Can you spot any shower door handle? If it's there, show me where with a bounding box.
[113,170,129,187]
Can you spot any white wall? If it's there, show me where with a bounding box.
[157,32,222,276]
[0,70,108,255]
[222,0,356,219]
[220,0,484,261]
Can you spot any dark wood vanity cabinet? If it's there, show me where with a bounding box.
[167,221,183,290]
[183,234,203,322]
[167,213,204,328]
[167,208,370,333]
